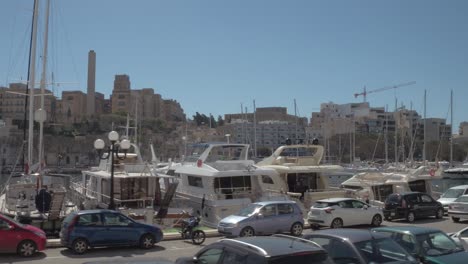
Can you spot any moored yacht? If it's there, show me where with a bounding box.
[157,143,280,228]
[340,165,444,206]
[256,142,346,210]
[70,139,179,217]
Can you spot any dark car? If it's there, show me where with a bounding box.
[373,226,468,264]
[303,228,418,264]
[60,209,163,254]
[175,234,333,264]
[383,192,444,222]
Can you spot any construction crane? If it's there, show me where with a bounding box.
[354,81,417,102]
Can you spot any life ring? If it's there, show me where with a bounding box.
[429,168,436,177]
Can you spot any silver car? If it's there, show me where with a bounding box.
[448,194,468,222]
[217,201,304,237]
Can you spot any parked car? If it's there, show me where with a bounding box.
[438,185,468,213]
[175,234,333,264]
[383,192,444,222]
[307,197,383,229]
[448,226,468,251]
[0,213,47,257]
[303,228,418,264]
[447,194,468,222]
[60,209,163,254]
[217,201,304,237]
[373,226,468,264]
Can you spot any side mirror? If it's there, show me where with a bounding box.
[192,256,199,264]
[363,205,369,210]
[257,213,264,219]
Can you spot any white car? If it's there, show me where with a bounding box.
[438,185,468,213]
[449,226,468,251]
[307,197,383,229]
[448,194,468,222]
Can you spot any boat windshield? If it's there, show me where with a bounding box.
[278,147,317,157]
[235,203,262,217]
[441,188,465,198]
[185,144,210,162]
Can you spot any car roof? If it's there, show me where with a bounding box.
[448,185,468,189]
[316,197,355,203]
[373,226,443,236]
[390,192,422,196]
[75,209,118,215]
[218,235,325,257]
[253,200,297,206]
[304,228,388,243]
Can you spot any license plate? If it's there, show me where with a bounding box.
[312,210,321,215]
[391,212,395,216]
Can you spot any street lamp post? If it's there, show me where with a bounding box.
[94,131,130,210]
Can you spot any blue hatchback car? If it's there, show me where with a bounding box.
[60,209,163,254]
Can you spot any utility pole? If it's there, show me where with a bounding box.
[385,105,388,164]
[394,98,398,164]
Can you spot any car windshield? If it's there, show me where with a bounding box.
[441,189,465,198]
[416,232,463,257]
[236,204,263,217]
[1,214,24,227]
[354,238,417,264]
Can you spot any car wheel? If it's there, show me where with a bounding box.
[17,240,37,257]
[435,208,444,219]
[452,217,460,223]
[140,234,155,249]
[371,214,382,227]
[406,212,415,223]
[290,222,303,236]
[330,218,343,228]
[239,227,255,237]
[72,238,89,254]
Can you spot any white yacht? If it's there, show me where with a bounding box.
[70,141,178,214]
[157,143,280,228]
[340,165,443,206]
[256,143,345,210]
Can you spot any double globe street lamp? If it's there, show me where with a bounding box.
[94,131,131,210]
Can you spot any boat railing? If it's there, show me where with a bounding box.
[70,181,155,209]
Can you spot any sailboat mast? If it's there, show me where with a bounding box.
[423,90,427,162]
[27,0,40,172]
[385,105,388,164]
[253,100,257,157]
[450,89,453,166]
[394,98,398,164]
[38,0,51,173]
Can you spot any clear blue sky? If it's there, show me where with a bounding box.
[1,0,467,133]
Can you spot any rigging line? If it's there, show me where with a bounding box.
[5,17,32,86]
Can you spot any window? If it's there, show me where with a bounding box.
[118,94,125,99]
[420,195,433,203]
[188,176,203,188]
[262,175,274,184]
[338,200,353,208]
[278,204,293,215]
[103,213,132,226]
[222,250,246,264]
[0,219,10,230]
[77,214,103,226]
[351,200,365,209]
[406,194,420,204]
[260,204,276,217]
[197,248,223,264]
